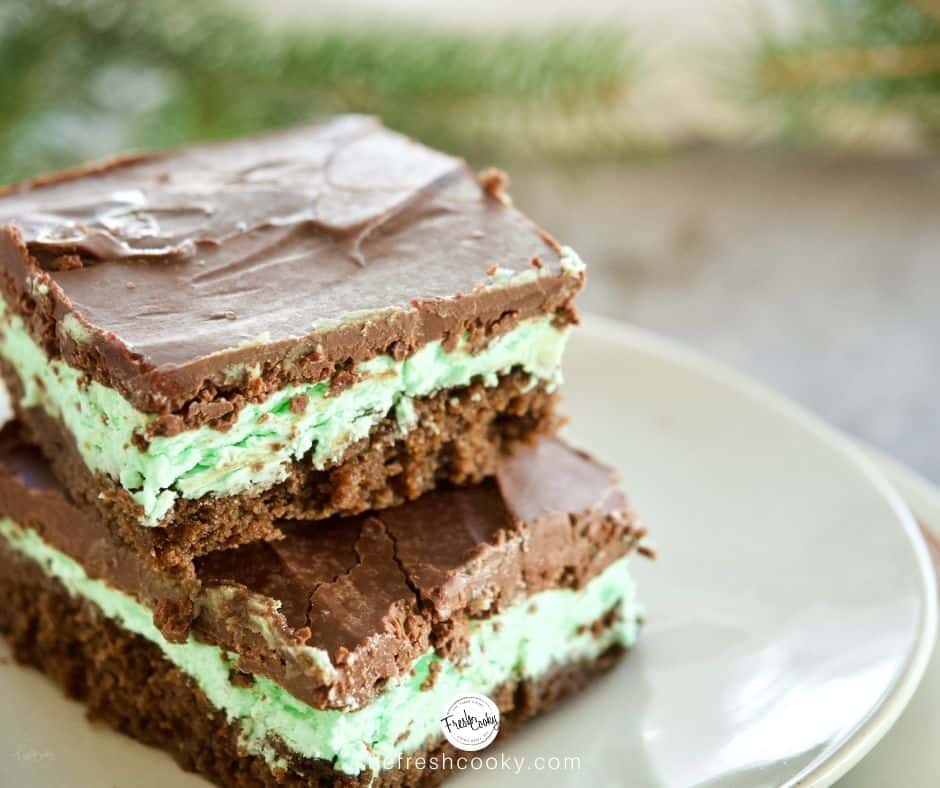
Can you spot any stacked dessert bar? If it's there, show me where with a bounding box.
[0,116,650,786]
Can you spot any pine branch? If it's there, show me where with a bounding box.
[751,0,940,143]
[0,0,634,182]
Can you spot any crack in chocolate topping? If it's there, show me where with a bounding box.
[0,115,578,414]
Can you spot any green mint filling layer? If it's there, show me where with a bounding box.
[0,516,639,777]
[0,295,568,525]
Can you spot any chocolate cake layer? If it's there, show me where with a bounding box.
[6,368,560,566]
[0,421,648,782]
[0,114,583,415]
[0,542,625,787]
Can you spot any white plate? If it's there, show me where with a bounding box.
[0,316,935,788]
[837,451,940,787]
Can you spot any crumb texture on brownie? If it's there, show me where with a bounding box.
[0,115,584,413]
[0,289,568,523]
[0,516,639,777]
[8,365,562,558]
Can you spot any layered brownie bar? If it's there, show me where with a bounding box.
[0,115,584,565]
[0,424,649,786]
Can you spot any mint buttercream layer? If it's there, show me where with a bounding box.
[0,295,568,525]
[0,516,639,776]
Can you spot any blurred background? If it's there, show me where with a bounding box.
[1,0,937,480]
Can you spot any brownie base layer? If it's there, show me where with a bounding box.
[4,367,560,567]
[0,542,625,787]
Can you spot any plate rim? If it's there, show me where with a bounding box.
[576,312,938,788]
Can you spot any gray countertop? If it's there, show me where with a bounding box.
[510,150,940,483]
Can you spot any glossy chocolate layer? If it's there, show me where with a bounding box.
[0,422,645,709]
[0,115,581,415]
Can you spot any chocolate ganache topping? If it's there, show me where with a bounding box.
[0,115,581,414]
